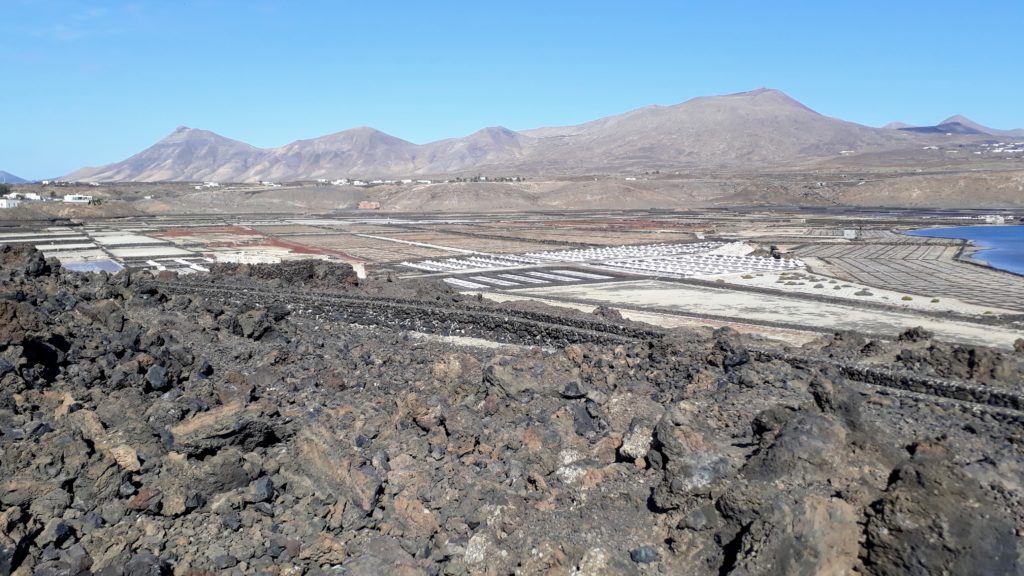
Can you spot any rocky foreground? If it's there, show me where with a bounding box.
[1,244,1023,575]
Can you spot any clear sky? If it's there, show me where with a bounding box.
[3,0,1023,179]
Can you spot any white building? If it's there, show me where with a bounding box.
[0,198,21,209]
[984,215,1006,225]
[63,194,93,204]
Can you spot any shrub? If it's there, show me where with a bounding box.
[901,295,913,301]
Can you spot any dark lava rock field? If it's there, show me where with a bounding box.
[1,244,1022,575]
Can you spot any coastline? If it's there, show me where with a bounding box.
[960,242,994,268]
[904,225,1024,279]
[955,245,1024,280]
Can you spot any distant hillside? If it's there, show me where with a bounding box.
[513,88,914,172]
[68,127,264,182]
[899,122,988,135]
[238,127,419,182]
[0,171,28,184]
[68,88,962,182]
[896,115,1024,138]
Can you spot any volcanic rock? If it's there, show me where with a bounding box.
[863,440,1020,575]
[0,246,1021,574]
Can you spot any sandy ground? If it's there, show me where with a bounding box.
[495,280,1021,350]
[407,331,546,351]
[480,294,823,347]
[715,269,1017,316]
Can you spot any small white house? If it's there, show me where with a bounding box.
[984,215,1006,225]
[63,194,93,204]
[0,198,21,209]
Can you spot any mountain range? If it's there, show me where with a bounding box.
[65,89,1020,182]
[0,171,28,184]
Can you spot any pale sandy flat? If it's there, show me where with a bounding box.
[480,292,820,347]
[717,269,1017,316]
[500,280,1021,350]
[407,331,548,351]
[35,243,97,251]
[109,246,194,258]
[91,234,168,246]
[0,232,89,241]
[50,250,110,262]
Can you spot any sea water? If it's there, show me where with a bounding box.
[907,225,1024,275]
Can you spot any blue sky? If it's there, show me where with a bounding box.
[3,0,1023,179]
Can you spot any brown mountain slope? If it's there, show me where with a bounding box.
[65,89,966,182]
[890,115,1024,138]
[416,127,533,173]
[238,127,419,181]
[0,170,28,184]
[939,115,1024,138]
[512,88,916,172]
[67,127,265,182]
